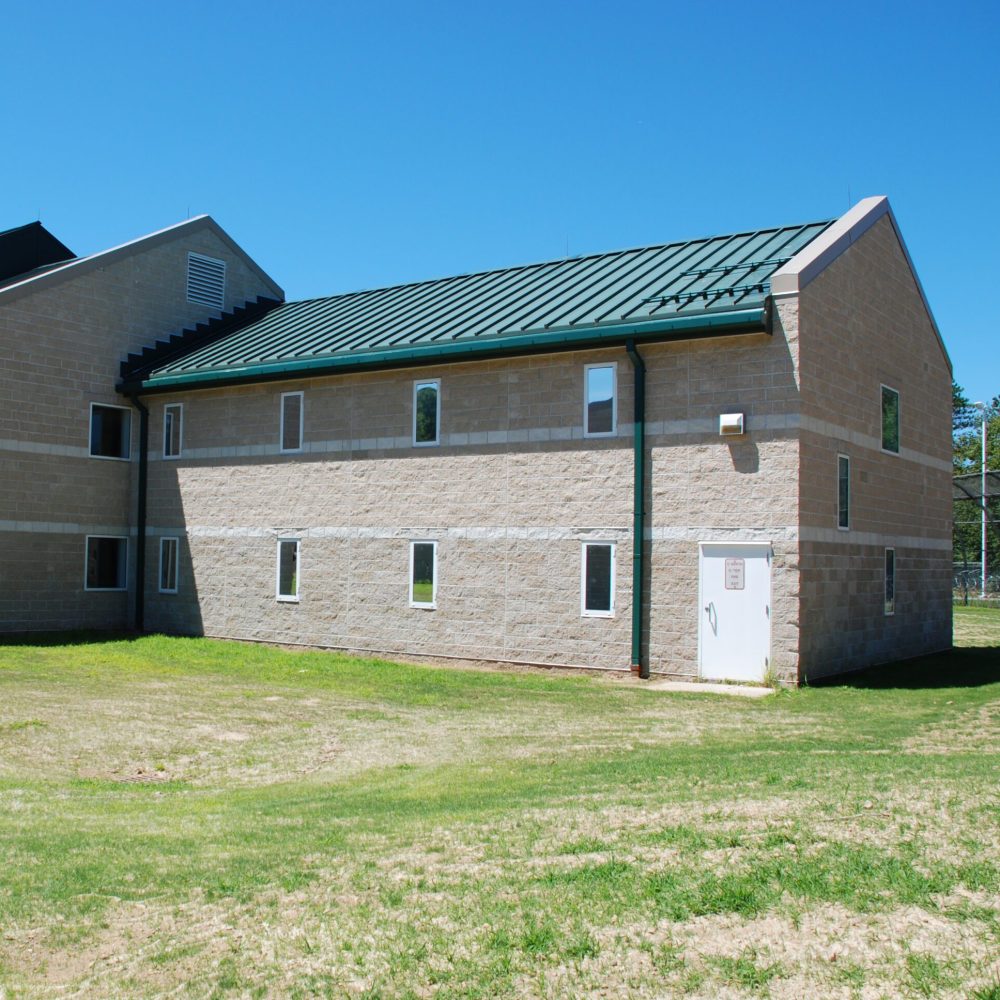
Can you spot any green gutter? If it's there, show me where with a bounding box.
[123,307,768,395]
[128,393,149,633]
[624,340,648,678]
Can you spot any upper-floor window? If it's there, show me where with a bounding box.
[881,385,899,454]
[89,403,131,460]
[413,379,440,446]
[280,392,304,453]
[584,363,617,437]
[163,404,183,459]
[838,454,850,530]
[187,252,226,309]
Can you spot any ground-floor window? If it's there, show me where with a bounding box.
[159,537,179,593]
[85,536,128,591]
[410,540,437,608]
[276,538,300,601]
[581,542,615,617]
[884,547,895,616]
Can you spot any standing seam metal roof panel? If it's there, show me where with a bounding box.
[136,219,832,386]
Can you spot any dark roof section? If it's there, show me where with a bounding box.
[0,222,74,284]
[128,218,833,393]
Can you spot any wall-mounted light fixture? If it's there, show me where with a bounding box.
[719,412,745,436]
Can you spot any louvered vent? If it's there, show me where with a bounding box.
[187,252,226,309]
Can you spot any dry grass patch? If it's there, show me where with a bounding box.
[0,612,997,997]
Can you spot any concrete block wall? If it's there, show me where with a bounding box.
[143,327,805,677]
[0,223,278,632]
[795,214,953,679]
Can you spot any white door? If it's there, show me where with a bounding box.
[699,543,771,682]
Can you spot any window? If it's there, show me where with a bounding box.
[410,540,437,608]
[187,252,226,309]
[413,379,440,446]
[581,542,615,617]
[884,548,895,616]
[881,385,899,454]
[163,404,183,459]
[276,538,300,601]
[584,363,616,437]
[280,392,304,453]
[84,536,127,591]
[159,537,179,594]
[838,454,850,530]
[89,403,131,460]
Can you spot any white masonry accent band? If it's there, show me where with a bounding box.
[0,519,950,551]
[0,412,949,474]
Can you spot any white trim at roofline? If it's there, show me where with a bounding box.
[0,216,284,305]
[770,195,950,371]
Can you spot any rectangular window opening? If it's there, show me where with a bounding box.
[838,454,850,530]
[582,542,615,617]
[163,404,183,459]
[89,403,131,460]
[413,379,440,446]
[280,392,304,453]
[881,385,899,454]
[276,538,300,601]
[884,547,895,616]
[159,537,179,594]
[584,363,617,437]
[410,540,437,607]
[85,536,128,591]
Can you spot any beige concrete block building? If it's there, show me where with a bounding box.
[0,197,952,683]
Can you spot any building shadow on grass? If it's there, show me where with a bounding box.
[811,644,1000,691]
[0,629,144,648]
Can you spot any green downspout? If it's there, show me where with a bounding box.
[129,393,149,633]
[625,340,648,678]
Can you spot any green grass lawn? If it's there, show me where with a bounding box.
[0,611,998,998]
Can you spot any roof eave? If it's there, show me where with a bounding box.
[122,305,770,396]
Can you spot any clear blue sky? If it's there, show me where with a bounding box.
[4,0,998,403]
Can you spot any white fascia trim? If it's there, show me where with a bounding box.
[770,196,950,371]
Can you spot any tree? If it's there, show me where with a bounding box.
[953,381,1000,594]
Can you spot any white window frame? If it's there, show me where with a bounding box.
[83,535,129,592]
[581,541,616,618]
[159,536,179,594]
[276,537,301,602]
[880,383,900,455]
[163,403,183,459]
[412,378,441,447]
[409,539,438,609]
[837,454,850,531]
[88,402,132,461]
[280,391,304,454]
[583,362,618,438]
[884,547,895,616]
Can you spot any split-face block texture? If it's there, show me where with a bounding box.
[794,214,953,679]
[2,212,952,684]
[0,224,278,630]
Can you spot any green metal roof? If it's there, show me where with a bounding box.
[130,218,832,392]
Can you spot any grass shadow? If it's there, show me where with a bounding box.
[0,629,142,648]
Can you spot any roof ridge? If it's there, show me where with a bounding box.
[286,219,835,306]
